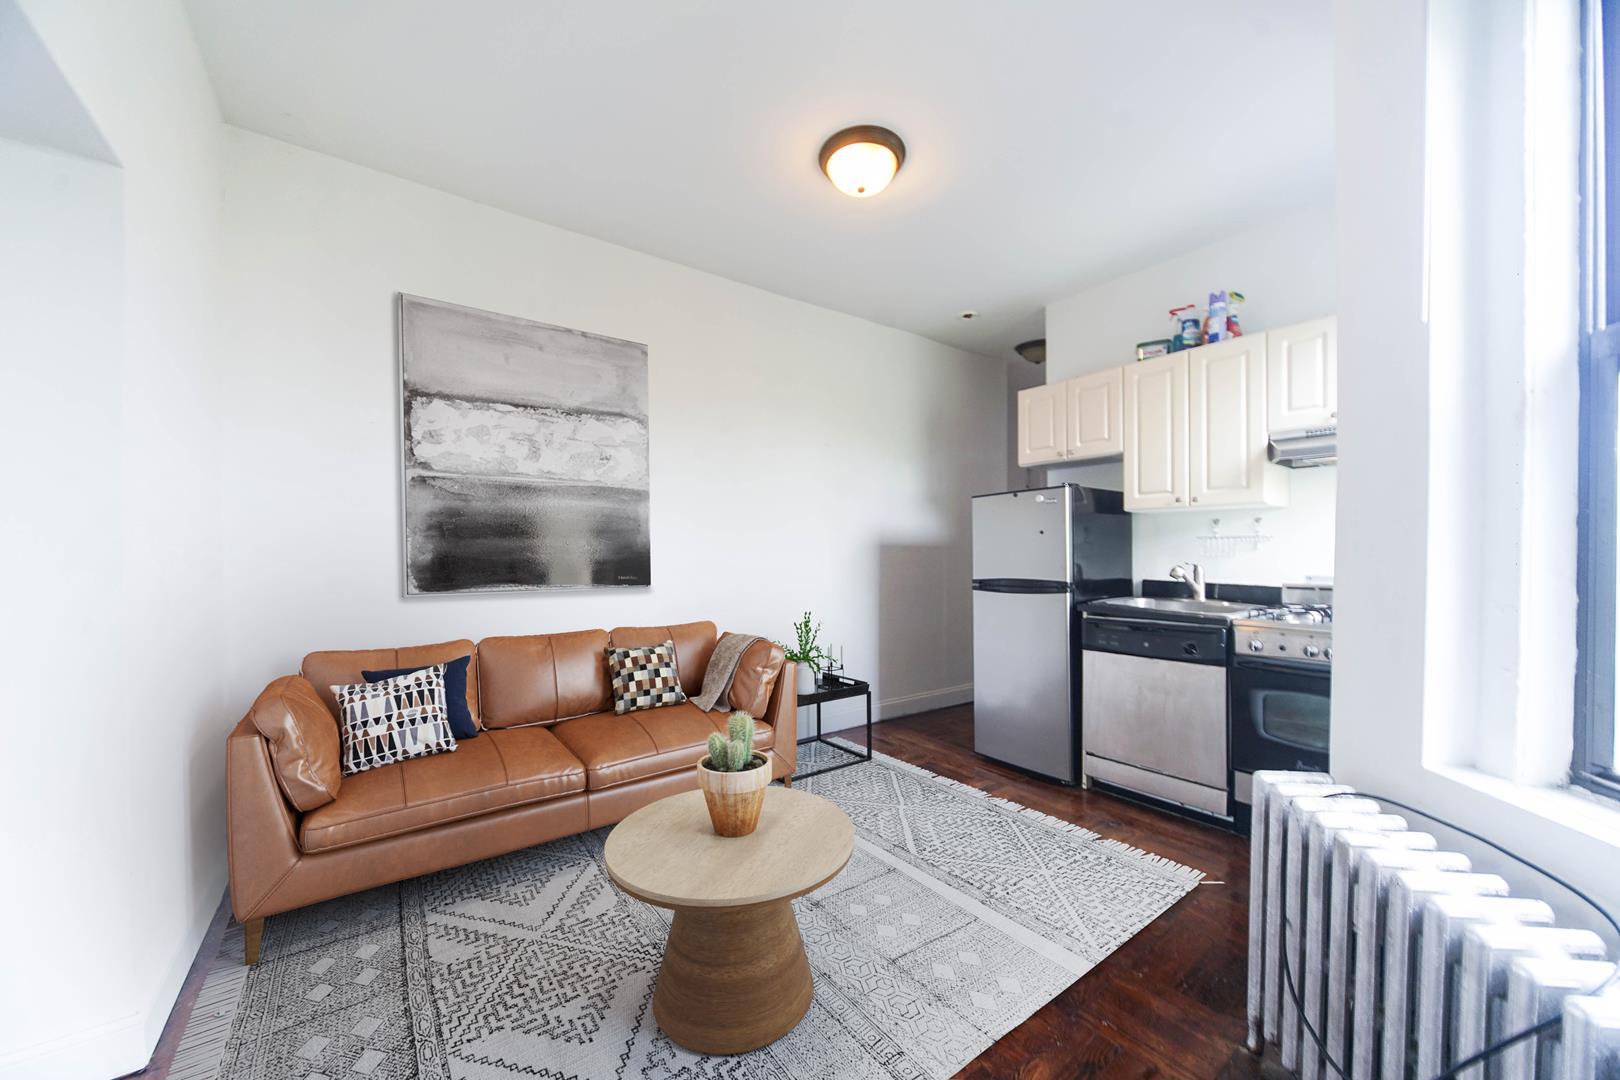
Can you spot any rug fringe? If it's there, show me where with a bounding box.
[822,737,1206,885]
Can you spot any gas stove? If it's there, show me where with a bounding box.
[1246,603,1332,625]
[1233,589,1333,667]
[1229,588,1334,832]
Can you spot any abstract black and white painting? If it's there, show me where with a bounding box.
[399,294,650,594]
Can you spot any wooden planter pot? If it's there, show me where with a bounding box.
[696,755,771,837]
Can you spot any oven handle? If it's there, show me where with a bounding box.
[1231,656,1332,677]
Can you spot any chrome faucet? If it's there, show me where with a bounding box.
[1169,562,1206,601]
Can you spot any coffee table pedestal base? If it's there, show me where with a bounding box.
[652,900,813,1054]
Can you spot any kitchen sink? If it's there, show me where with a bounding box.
[1086,596,1263,619]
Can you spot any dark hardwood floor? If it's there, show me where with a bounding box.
[841,704,1284,1080]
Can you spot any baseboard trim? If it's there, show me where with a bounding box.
[0,1013,145,1080]
[879,683,972,721]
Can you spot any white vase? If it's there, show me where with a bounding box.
[797,663,818,696]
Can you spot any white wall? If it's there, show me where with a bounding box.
[1334,0,1618,928]
[215,128,1004,738]
[0,2,227,1077]
[1041,206,1338,586]
[0,41,1001,1072]
[1004,355,1046,491]
[0,136,131,1079]
[1130,469,1336,586]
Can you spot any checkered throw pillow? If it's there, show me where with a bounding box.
[607,640,688,715]
[331,663,457,775]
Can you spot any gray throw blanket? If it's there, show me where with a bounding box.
[692,632,761,712]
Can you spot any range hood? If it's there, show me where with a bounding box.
[1267,426,1337,468]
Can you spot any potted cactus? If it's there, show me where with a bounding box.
[695,710,771,836]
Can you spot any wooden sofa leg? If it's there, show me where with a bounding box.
[243,918,264,966]
[782,774,793,789]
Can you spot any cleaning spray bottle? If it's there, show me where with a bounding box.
[1225,291,1245,338]
[1203,291,1228,344]
[1170,305,1202,351]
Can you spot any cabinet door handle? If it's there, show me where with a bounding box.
[1174,496,1183,503]
[1191,496,1199,503]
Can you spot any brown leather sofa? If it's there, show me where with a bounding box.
[227,620,793,962]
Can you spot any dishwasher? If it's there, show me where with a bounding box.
[1080,614,1231,819]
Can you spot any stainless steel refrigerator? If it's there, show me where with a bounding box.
[970,484,1131,783]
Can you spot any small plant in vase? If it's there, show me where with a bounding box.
[696,711,771,836]
[779,611,834,697]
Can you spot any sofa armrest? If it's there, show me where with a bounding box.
[226,714,303,923]
[765,660,798,779]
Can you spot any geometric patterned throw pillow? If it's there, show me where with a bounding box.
[331,663,457,775]
[606,640,687,716]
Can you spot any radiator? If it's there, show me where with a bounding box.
[1245,771,1619,1079]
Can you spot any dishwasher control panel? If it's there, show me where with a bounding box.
[1080,616,1229,665]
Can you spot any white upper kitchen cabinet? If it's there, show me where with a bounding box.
[1187,334,1289,508]
[1121,335,1289,512]
[1064,367,1124,460]
[1016,382,1067,467]
[1265,316,1337,432]
[1122,352,1188,510]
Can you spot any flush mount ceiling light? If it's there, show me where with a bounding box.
[819,124,906,198]
[1015,339,1047,364]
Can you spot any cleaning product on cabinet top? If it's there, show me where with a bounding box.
[1203,291,1229,344]
[1135,339,1174,361]
[1225,290,1245,338]
[1170,305,1202,351]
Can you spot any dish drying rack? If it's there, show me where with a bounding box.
[1197,517,1273,556]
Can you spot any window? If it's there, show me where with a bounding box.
[1575,0,1620,799]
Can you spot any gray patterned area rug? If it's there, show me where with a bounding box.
[186,742,1202,1080]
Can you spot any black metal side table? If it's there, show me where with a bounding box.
[791,673,873,781]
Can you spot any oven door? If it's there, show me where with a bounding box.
[1228,656,1331,811]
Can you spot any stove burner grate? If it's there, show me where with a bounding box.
[1251,603,1333,624]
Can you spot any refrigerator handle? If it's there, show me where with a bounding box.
[972,579,1072,595]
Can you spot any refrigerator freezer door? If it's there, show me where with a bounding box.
[971,489,1072,583]
[971,588,1076,782]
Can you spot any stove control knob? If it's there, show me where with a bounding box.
[1248,639,1264,652]
[1303,644,1321,659]
[1324,647,1333,661]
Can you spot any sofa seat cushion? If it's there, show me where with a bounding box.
[549,703,771,790]
[299,726,585,853]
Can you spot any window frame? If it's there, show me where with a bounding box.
[1574,0,1620,800]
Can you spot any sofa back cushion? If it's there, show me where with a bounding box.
[729,638,786,718]
[478,629,611,728]
[302,639,480,727]
[249,674,342,811]
[607,621,717,695]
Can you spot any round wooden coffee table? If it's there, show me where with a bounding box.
[603,787,853,1054]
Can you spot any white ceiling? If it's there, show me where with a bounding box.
[183,0,1334,357]
[1,0,116,163]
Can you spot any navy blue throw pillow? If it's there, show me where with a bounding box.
[363,654,478,740]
